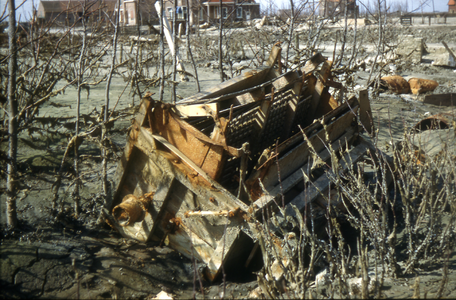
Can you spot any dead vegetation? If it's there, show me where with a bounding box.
[1,1,456,299]
[253,123,456,298]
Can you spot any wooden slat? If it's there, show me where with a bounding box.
[283,141,370,218]
[442,41,456,62]
[111,99,154,211]
[233,88,265,105]
[111,139,135,211]
[261,104,358,188]
[310,60,333,116]
[270,69,301,91]
[151,106,226,179]
[175,103,218,118]
[166,220,242,282]
[154,107,242,157]
[358,89,374,134]
[253,127,356,213]
[149,173,175,239]
[423,93,456,107]
[136,126,250,213]
[152,133,216,184]
[301,53,326,74]
[179,66,272,103]
[275,96,358,154]
[266,43,282,67]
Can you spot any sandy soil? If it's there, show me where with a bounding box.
[1,20,456,299]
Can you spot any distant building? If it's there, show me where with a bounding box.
[200,0,260,24]
[449,0,456,13]
[119,0,157,26]
[37,0,118,25]
[157,0,259,28]
[160,0,195,26]
[319,0,358,18]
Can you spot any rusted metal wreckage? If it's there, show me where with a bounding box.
[106,44,379,281]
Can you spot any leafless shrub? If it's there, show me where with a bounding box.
[253,118,456,298]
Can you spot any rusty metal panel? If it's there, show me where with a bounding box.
[151,105,225,179]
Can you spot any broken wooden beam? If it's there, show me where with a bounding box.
[283,140,371,218]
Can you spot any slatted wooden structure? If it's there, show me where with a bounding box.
[107,44,378,281]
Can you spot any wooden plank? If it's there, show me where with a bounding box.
[261,104,358,188]
[155,1,188,80]
[111,146,165,224]
[152,106,242,157]
[301,53,326,74]
[151,106,225,179]
[358,89,374,134]
[233,88,265,105]
[166,220,242,282]
[266,43,282,67]
[111,139,135,211]
[205,226,243,281]
[272,127,355,196]
[111,99,154,211]
[164,183,221,249]
[310,60,333,116]
[423,93,456,107]
[175,103,218,118]
[270,69,301,91]
[442,41,456,62]
[315,88,339,117]
[179,66,272,103]
[283,141,370,218]
[253,127,356,212]
[276,96,358,154]
[149,173,175,239]
[136,126,250,213]
[134,100,148,126]
[152,133,216,185]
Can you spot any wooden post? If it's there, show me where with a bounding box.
[178,22,183,39]
[359,89,374,135]
[154,1,189,81]
[120,44,123,64]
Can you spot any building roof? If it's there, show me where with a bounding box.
[449,0,456,6]
[38,0,118,13]
[203,0,257,3]
[320,0,356,2]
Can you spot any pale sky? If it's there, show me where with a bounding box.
[0,0,450,21]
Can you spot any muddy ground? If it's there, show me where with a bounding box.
[1,20,456,299]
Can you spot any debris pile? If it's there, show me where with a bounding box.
[106,44,383,281]
[379,75,438,95]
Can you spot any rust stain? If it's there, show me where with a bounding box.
[150,105,225,179]
[129,123,140,141]
[157,149,212,188]
[246,179,265,201]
